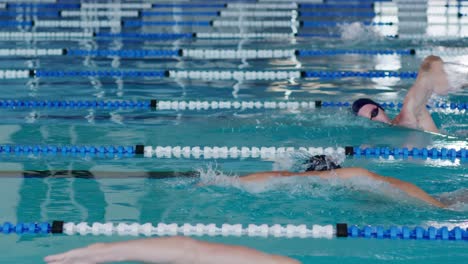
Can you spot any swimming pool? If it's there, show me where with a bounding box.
[0,0,467,263]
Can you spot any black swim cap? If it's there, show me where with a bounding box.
[305,155,341,172]
[351,98,384,115]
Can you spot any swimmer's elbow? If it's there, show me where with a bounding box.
[430,199,447,208]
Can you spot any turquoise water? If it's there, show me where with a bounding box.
[0,0,467,263]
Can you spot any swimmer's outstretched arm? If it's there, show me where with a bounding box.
[239,168,445,208]
[393,56,453,133]
[44,236,299,264]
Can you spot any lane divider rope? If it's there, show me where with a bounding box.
[33,70,167,78]
[195,33,448,40]
[157,2,461,9]
[60,10,140,17]
[152,3,225,8]
[151,3,378,9]
[0,99,465,111]
[0,32,94,40]
[6,3,150,9]
[167,70,418,80]
[0,145,465,161]
[138,10,461,18]
[3,20,397,28]
[80,3,152,9]
[0,69,420,80]
[141,11,220,16]
[0,32,425,40]
[227,3,299,9]
[1,221,467,241]
[95,32,195,40]
[219,11,368,17]
[4,48,462,58]
[5,2,463,10]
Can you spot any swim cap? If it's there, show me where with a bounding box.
[305,155,341,172]
[351,98,384,115]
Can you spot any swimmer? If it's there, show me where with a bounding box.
[237,155,446,208]
[352,55,467,133]
[45,236,299,264]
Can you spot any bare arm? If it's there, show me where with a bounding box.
[239,168,445,208]
[342,168,446,208]
[393,56,450,133]
[44,236,299,264]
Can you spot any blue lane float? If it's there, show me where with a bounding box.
[6,3,80,9]
[299,3,374,8]
[141,11,220,17]
[66,49,180,58]
[345,146,467,160]
[95,32,194,40]
[340,224,468,241]
[0,100,153,109]
[1,221,467,241]
[152,3,226,8]
[303,70,418,79]
[0,145,136,156]
[123,21,212,27]
[0,21,33,27]
[34,70,167,78]
[0,11,59,18]
[1,222,51,235]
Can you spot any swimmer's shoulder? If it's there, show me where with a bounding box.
[334,167,379,180]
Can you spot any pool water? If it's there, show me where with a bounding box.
[0,0,467,263]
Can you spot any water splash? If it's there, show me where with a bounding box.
[436,189,468,211]
[424,220,468,229]
[197,164,240,188]
[444,62,468,93]
[339,22,384,42]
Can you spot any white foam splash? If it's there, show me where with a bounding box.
[444,62,468,93]
[339,22,383,42]
[198,166,425,204]
[424,221,468,229]
[436,189,468,211]
[197,164,240,188]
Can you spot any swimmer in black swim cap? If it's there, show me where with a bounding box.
[351,98,389,124]
[352,55,466,134]
[304,155,341,172]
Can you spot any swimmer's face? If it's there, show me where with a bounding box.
[357,104,391,124]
